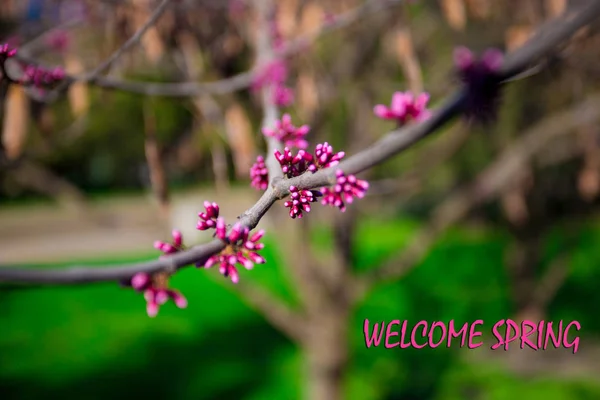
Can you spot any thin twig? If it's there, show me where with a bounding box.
[84,0,171,80]
[29,0,171,101]
[234,279,307,342]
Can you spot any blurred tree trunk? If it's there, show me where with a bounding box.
[507,232,542,313]
[305,310,350,400]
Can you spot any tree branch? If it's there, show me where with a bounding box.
[22,0,172,102]
[14,0,404,99]
[83,0,172,81]
[1,1,598,284]
[233,279,308,343]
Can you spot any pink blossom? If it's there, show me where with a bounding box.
[374,91,431,125]
[197,201,220,230]
[323,13,337,26]
[263,113,310,149]
[199,218,266,283]
[284,186,322,219]
[321,170,369,212]
[154,229,184,255]
[250,156,269,190]
[308,142,345,172]
[273,84,295,107]
[45,30,70,53]
[130,272,187,318]
[20,65,65,88]
[274,141,347,177]
[274,147,314,178]
[251,60,288,92]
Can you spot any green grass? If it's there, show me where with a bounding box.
[2,217,600,399]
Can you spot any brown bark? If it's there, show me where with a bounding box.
[506,234,541,312]
[304,308,350,400]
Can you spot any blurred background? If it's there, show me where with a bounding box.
[2,0,600,399]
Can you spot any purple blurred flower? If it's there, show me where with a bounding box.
[251,59,288,92]
[273,84,295,107]
[454,46,504,122]
[21,65,65,88]
[374,91,431,125]
[263,113,309,149]
[250,156,269,190]
[45,30,70,53]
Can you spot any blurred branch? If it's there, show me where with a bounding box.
[233,279,308,343]
[29,0,172,101]
[497,0,600,81]
[3,158,88,213]
[82,0,172,80]
[366,124,469,197]
[0,1,598,284]
[531,255,569,310]
[194,95,230,191]
[15,0,405,99]
[394,11,423,94]
[359,91,600,293]
[143,100,170,221]
[18,18,83,57]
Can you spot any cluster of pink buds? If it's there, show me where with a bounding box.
[251,58,295,107]
[250,156,269,190]
[273,84,294,107]
[321,170,369,212]
[21,65,65,88]
[263,113,309,149]
[274,147,314,178]
[374,91,431,126]
[154,229,185,256]
[274,141,345,179]
[284,186,322,219]
[252,60,287,91]
[197,201,220,230]
[130,272,187,317]
[454,46,504,122]
[200,218,266,283]
[309,142,345,171]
